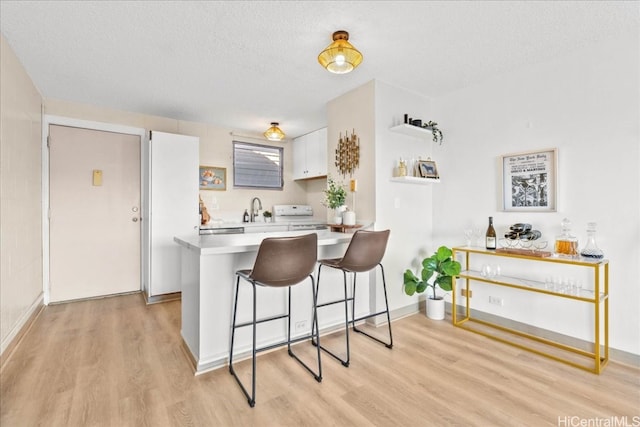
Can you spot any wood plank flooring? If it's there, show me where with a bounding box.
[1,293,638,426]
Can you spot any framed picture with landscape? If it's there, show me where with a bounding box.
[501,148,557,212]
[199,165,226,191]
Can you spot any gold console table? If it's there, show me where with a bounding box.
[451,246,609,374]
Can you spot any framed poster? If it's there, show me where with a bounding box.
[417,159,439,179]
[199,165,226,191]
[501,148,557,212]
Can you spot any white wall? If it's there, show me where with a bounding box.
[373,80,436,313]
[0,34,43,354]
[432,32,639,355]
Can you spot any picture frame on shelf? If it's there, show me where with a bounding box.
[199,165,226,191]
[417,159,439,179]
[501,148,557,212]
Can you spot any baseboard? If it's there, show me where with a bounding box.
[0,293,45,372]
[144,291,181,304]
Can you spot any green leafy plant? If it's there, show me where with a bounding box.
[403,246,461,300]
[323,177,347,210]
[263,210,272,218]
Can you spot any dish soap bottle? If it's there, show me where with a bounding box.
[242,209,249,223]
[580,222,604,259]
[554,218,578,257]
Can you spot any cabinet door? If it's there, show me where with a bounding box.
[309,127,327,177]
[292,134,308,180]
[149,131,199,296]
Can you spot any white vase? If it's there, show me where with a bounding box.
[426,297,445,320]
[343,210,356,226]
[333,206,346,224]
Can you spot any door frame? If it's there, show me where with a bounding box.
[42,115,147,305]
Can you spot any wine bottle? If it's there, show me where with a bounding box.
[486,216,496,250]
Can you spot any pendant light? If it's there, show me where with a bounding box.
[264,122,285,141]
[317,30,363,74]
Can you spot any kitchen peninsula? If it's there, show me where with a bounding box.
[174,228,372,374]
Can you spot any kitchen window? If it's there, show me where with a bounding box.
[233,141,283,189]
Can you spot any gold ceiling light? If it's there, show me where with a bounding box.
[318,30,363,74]
[264,122,285,141]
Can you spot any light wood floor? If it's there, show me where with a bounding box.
[1,293,638,426]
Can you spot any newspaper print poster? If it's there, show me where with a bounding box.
[502,149,557,212]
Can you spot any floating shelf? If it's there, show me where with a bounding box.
[389,123,434,140]
[390,176,440,185]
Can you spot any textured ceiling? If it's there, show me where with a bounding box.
[1,1,638,138]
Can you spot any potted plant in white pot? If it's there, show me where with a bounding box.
[323,176,347,224]
[403,246,461,320]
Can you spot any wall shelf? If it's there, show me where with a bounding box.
[390,176,440,185]
[389,123,434,140]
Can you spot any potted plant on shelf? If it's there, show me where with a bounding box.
[403,246,461,320]
[323,176,347,224]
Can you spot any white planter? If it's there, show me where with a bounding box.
[343,210,356,226]
[426,297,445,320]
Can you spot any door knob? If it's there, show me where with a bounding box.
[132,217,139,222]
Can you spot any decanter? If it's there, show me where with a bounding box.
[554,218,578,257]
[580,222,604,259]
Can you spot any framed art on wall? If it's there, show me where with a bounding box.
[417,159,439,179]
[501,148,557,212]
[199,165,226,191]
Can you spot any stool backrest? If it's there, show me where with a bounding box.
[250,233,318,287]
[338,229,390,272]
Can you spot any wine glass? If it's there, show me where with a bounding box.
[463,229,473,247]
[533,240,548,253]
[473,228,483,247]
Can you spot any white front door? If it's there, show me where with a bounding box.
[49,125,141,302]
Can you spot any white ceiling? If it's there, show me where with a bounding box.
[1,1,638,138]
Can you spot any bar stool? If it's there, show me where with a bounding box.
[313,229,392,367]
[228,233,322,408]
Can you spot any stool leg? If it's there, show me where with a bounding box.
[352,264,393,349]
[311,264,323,347]
[229,276,241,373]
[341,269,351,367]
[228,277,258,407]
[310,275,323,381]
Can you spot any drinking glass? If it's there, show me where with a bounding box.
[473,228,483,247]
[463,229,473,247]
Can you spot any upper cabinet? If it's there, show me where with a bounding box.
[293,127,327,180]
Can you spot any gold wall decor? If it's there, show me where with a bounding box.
[335,129,360,177]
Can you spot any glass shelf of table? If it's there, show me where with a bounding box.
[458,270,607,302]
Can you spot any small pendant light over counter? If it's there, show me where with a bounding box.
[264,122,285,141]
[318,30,363,74]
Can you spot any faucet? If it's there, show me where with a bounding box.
[250,197,262,222]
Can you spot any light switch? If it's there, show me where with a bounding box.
[93,169,103,186]
[350,179,358,192]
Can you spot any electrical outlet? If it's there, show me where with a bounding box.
[461,288,473,298]
[488,296,504,306]
[295,320,308,331]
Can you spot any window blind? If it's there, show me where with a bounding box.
[233,141,283,189]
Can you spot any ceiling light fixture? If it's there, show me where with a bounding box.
[264,122,285,141]
[318,30,363,74]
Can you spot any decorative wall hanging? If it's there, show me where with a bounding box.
[199,165,226,191]
[501,148,557,212]
[335,129,360,177]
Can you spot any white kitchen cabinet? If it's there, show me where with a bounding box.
[144,131,199,298]
[293,127,327,180]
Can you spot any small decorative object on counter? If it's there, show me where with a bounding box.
[263,210,272,223]
[580,222,604,259]
[199,196,211,225]
[242,209,249,223]
[485,216,496,249]
[323,176,347,210]
[342,208,356,226]
[555,218,578,257]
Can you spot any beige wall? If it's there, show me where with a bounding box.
[0,34,44,353]
[45,99,309,221]
[327,80,376,223]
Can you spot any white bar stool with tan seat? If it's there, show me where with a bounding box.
[228,233,322,408]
